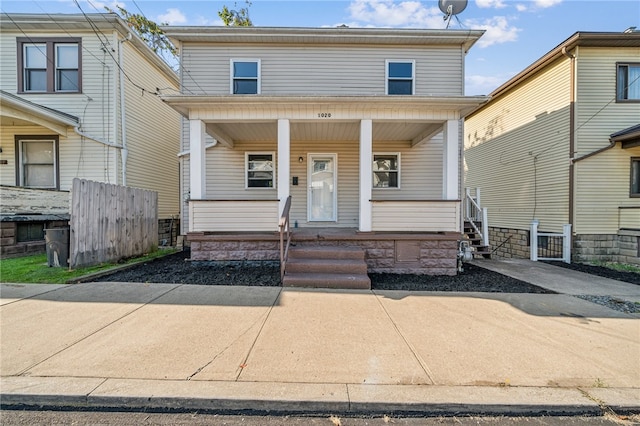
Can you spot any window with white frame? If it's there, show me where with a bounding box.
[386,60,414,95]
[373,153,400,188]
[18,38,81,93]
[632,157,640,197]
[246,153,274,188]
[617,63,640,101]
[16,137,59,189]
[232,60,260,94]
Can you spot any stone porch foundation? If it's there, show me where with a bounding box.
[487,226,640,266]
[188,229,461,275]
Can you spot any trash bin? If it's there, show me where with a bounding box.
[45,228,69,267]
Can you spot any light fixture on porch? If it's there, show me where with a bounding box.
[298,156,304,163]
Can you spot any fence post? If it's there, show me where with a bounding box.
[530,220,539,261]
[482,207,489,246]
[562,223,572,264]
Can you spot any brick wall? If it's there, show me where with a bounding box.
[488,227,530,259]
[574,233,640,266]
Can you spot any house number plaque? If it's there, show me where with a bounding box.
[317,113,332,118]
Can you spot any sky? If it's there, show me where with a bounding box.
[2,0,639,95]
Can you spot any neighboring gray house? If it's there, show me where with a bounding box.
[465,30,640,265]
[0,13,181,257]
[160,26,488,284]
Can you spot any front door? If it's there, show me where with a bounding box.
[308,154,337,222]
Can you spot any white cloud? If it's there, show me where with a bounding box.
[348,0,443,28]
[466,73,510,95]
[156,8,187,25]
[476,0,507,9]
[534,0,562,8]
[464,16,520,48]
[515,4,528,12]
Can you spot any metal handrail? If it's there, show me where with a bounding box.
[464,188,489,246]
[279,196,292,282]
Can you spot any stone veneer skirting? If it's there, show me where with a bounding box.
[487,226,640,266]
[188,230,461,275]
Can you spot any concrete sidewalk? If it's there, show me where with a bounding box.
[1,260,639,416]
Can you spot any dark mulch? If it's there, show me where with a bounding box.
[91,249,555,293]
[544,261,640,285]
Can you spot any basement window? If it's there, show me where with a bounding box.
[17,222,45,243]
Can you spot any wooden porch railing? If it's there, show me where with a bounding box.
[279,196,292,282]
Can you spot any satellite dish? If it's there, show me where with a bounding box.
[439,0,468,28]
[438,0,468,16]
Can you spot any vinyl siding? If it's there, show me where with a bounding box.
[372,201,460,231]
[1,27,180,219]
[573,46,640,234]
[121,41,180,219]
[464,57,572,233]
[181,45,463,96]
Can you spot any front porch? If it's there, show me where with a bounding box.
[188,227,460,275]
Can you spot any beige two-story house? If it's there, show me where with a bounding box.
[465,30,640,265]
[0,13,181,257]
[160,26,488,283]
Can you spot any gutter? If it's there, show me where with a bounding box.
[119,33,132,186]
[74,126,122,149]
[572,139,618,163]
[563,47,577,232]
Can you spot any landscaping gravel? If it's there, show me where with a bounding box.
[91,250,640,313]
[93,249,553,293]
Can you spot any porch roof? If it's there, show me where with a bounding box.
[161,95,488,146]
[0,90,80,136]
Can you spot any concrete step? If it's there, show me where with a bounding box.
[289,246,365,260]
[284,245,370,289]
[286,257,368,275]
[282,272,371,289]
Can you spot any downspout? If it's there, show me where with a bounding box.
[562,46,576,231]
[119,33,132,186]
[74,126,123,149]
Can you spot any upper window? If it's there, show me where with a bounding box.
[617,63,640,101]
[386,60,414,95]
[373,153,400,188]
[632,158,640,197]
[246,152,274,188]
[15,136,59,189]
[18,38,81,93]
[232,60,260,94]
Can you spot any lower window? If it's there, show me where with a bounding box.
[17,222,45,243]
[373,153,399,188]
[246,152,274,188]
[632,157,640,196]
[16,136,59,189]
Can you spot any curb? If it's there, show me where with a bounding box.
[3,377,637,416]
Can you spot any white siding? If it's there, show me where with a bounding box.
[464,57,572,233]
[121,41,180,219]
[573,47,640,234]
[190,200,279,232]
[182,45,463,96]
[372,201,460,232]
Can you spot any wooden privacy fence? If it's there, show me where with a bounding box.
[70,178,158,268]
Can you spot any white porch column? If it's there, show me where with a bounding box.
[277,119,290,216]
[189,119,206,199]
[359,119,373,232]
[443,119,460,200]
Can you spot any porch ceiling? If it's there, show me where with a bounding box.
[213,120,438,143]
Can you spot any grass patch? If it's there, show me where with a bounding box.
[0,249,177,284]
[592,261,640,274]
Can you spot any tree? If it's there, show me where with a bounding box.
[218,1,253,26]
[106,6,177,58]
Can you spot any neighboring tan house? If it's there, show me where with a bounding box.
[0,13,181,258]
[465,30,640,265]
[160,26,488,285]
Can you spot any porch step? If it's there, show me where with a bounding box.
[283,246,371,289]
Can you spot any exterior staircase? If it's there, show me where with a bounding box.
[464,188,491,259]
[463,220,491,259]
[282,246,371,289]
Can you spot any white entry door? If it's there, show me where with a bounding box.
[308,154,337,222]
